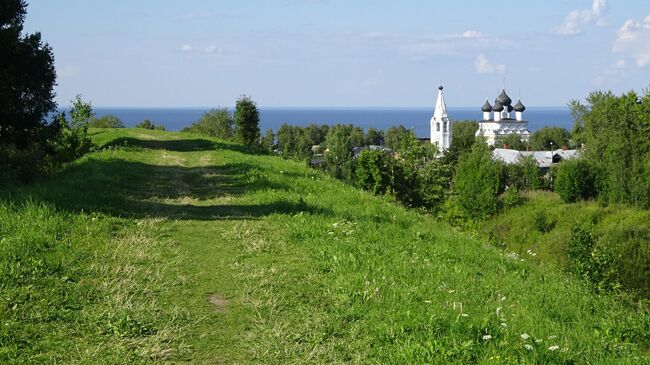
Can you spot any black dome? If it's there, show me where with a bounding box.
[493,101,504,112]
[514,100,526,112]
[481,100,493,112]
[438,85,444,90]
[507,105,514,113]
[496,89,512,106]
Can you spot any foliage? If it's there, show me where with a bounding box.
[529,127,571,150]
[496,134,528,151]
[234,95,260,146]
[503,155,540,191]
[277,124,310,160]
[554,159,596,203]
[183,108,233,139]
[453,141,504,219]
[89,115,124,128]
[570,89,650,208]
[260,128,275,153]
[365,128,384,146]
[502,187,525,209]
[567,222,619,293]
[447,120,478,161]
[0,0,56,148]
[324,124,355,181]
[354,150,396,195]
[532,210,556,233]
[135,119,165,131]
[384,125,409,150]
[304,124,329,146]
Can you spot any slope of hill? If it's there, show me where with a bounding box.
[1,128,648,363]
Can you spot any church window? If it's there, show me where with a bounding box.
[436,123,440,132]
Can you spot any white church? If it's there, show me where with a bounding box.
[430,86,531,152]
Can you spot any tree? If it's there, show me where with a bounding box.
[0,0,57,147]
[184,108,233,139]
[260,128,275,153]
[496,134,528,151]
[136,119,166,131]
[571,89,650,207]
[529,127,571,150]
[384,125,409,150]
[304,124,329,146]
[365,128,384,146]
[324,124,354,181]
[453,141,504,219]
[234,95,260,145]
[354,150,395,195]
[89,115,124,128]
[554,159,597,203]
[448,120,478,158]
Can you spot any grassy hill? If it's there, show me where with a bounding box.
[1,128,648,363]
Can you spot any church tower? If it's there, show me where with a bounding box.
[430,85,451,152]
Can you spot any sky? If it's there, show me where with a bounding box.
[22,0,650,108]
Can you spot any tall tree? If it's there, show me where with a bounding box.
[234,95,260,146]
[529,127,571,150]
[0,0,57,147]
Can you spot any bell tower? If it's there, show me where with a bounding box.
[430,85,451,152]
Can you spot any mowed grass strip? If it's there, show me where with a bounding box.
[1,128,648,363]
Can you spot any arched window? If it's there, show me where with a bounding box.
[436,122,440,132]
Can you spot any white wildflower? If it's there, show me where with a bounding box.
[501,322,507,327]
[448,289,455,294]
[461,313,469,317]
[520,333,530,340]
[524,344,534,351]
[482,335,492,341]
[548,345,560,351]
[424,300,432,304]
[548,335,557,339]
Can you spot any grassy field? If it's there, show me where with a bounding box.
[1,128,648,363]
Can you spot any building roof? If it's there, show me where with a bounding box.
[481,100,493,112]
[514,100,526,112]
[493,101,504,112]
[496,89,512,106]
[492,148,581,168]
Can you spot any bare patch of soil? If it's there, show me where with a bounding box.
[208,294,228,312]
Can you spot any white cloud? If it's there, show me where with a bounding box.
[474,54,506,74]
[462,30,485,38]
[552,0,607,35]
[614,16,650,67]
[178,43,225,55]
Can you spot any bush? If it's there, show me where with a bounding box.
[554,159,596,203]
[567,222,619,293]
[502,187,525,209]
[89,115,124,128]
[135,120,165,131]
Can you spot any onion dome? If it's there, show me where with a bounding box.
[438,85,444,90]
[514,100,526,112]
[507,105,514,113]
[481,100,493,112]
[496,89,512,106]
[493,101,504,112]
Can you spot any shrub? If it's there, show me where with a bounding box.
[89,115,124,128]
[532,210,555,233]
[567,221,620,293]
[234,95,260,146]
[502,187,525,209]
[554,159,596,203]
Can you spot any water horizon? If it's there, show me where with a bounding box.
[60,106,575,138]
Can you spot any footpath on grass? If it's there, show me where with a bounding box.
[1,128,648,364]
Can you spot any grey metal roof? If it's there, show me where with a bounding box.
[496,89,512,106]
[482,100,493,112]
[514,100,526,112]
[492,148,582,168]
[493,101,504,112]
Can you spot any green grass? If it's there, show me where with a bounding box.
[1,128,648,363]
[482,190,650,297]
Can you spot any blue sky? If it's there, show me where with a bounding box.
[23,0,650,107]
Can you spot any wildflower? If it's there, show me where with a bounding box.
[424,300,432,304]
[448,289,455,293]
[501,322,507,327]
[548,345,560,351]
[461,313,469,317]
[520,333,530,340]
[482,335,492,341]
[548,335,557,339]
[524,344,534,351]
